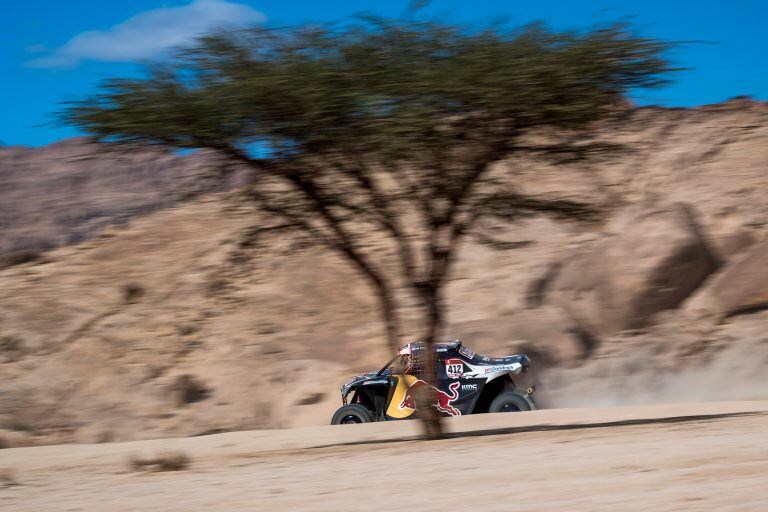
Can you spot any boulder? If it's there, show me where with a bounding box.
[546,203,719,336]
[710,229,755,261]
[685,236,768,317]
[701,212,757,261]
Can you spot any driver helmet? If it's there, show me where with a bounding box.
[398,342,421,374]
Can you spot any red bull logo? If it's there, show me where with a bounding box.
[398,379,462,416]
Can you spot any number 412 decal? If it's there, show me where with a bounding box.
[445,358,464,378]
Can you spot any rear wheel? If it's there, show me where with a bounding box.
[331,404,374,425]
[489,391,532,413]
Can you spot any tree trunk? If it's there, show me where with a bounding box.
[374,286,402,353]
[418,283,446,440]
[419,394,444,440]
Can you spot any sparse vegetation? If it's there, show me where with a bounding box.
[128,451,191,472]
[203,278,230,297]
[168,374,210,407]
[0,418,33,433]
[175,323,199,336]
[295,392,325,406]
[122,282,145,304]
[0,336,25,363]
[0,250,42,270]
[0,469,19,487]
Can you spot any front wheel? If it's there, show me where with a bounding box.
[489,391,532,413]
[331,404,374,425]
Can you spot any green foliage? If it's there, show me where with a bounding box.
[61,18,671,162]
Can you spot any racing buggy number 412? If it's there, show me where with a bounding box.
[331,341,536,424]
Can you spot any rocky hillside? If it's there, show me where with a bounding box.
[1,99,768,447]
[0,138,248,262]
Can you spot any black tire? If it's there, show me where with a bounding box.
[331,404,374,425]
[489,391,532,413]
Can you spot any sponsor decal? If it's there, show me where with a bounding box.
[458,346,475,359]
[445,358,464,379]
[461,383,478,391]
[483,363,522,374]
[398,380,462,416]
[362,379,389,385]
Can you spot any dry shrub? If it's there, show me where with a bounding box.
[0,250,41,270]
[0,469,19,487]
[295,392,325,406]
[168,374,210,407]
[128,451,191,472]
[0,336,26,363]
[122,283,145,304]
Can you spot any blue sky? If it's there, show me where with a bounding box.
[3,0,767,146]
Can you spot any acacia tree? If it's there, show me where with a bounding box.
[61,18,670,438]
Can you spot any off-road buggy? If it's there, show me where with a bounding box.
[331,341,536,424]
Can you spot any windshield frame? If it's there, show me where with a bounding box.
[375,354,400,376]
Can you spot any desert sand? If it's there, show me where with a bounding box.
[2,401,767,511]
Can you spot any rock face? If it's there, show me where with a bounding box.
[546,204,720,336]
[685,236,768,317]
[0,138,249,258]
